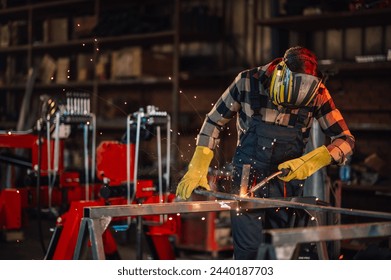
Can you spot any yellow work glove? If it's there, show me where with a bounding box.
[278,145,332,182]
[176,146,214,199]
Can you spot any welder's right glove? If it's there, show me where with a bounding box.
[176,146,214,199]
[278,145,332,182]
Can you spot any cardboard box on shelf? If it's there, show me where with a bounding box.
[77,54,93,81]
[95,53,110,80]
[39,54,57,84]
[73,16,97,39]
[0,24,9,47]
[111,47,172,79]
[56,57,70,83]
[43,18,68,43]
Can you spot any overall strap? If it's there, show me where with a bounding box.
[294,106,313,130]
[249,68,261,115]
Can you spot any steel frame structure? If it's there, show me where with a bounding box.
[73,190,391,260]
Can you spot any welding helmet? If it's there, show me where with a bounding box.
[269,60,322,107]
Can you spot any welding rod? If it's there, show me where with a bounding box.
[249,168,290,194]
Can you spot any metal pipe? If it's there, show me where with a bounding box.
[83,122,89,201]
[194,189,391,220]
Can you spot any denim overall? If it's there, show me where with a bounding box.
[230,75,312,259]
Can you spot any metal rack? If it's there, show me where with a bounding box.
[73,189,391,260]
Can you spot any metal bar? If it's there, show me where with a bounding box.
[88,217,111,260]
[73,216,111,260]
[240,164,251,196]
[83,123,89,201]
[194,189,391,220]
[84,200,246,219]
[262,221,391,260]
[84,188,391,221]
[266,221,391,248]
[73,218,88,260]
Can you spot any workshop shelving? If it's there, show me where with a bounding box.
[0,0,233,257]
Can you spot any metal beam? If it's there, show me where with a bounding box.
[264,221,391,260]
[266,221,391,246]
[194,189,391,220]
[84,200,255,219]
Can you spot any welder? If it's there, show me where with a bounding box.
[176,46,355,259]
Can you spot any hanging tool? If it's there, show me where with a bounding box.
[248,168,290,195]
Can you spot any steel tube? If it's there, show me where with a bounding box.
[194,189,391,220]
[266,221,391,246]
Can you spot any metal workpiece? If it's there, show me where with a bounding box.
[194,188,391,220]
[266,221,391,246]
[74,189,391,260]
[84,200,249,219]
[263,221,391,260]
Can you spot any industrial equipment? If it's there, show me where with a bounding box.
[0,92,180,260]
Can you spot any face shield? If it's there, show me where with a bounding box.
[269,61,322,107]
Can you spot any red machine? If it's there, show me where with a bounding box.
[0,99,181,260]
[45,140,180,260]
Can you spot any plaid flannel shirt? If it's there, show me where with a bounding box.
[196,60,355,165]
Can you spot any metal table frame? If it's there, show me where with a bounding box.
[73,191,391,260]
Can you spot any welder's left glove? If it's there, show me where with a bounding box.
[278,145,332,182]
[176,146,214,199]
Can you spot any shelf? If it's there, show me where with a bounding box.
[320,60,391,71]
[257,7,391,31]
[0,0,94,22]
[348,123,391,132]
[0,78,174,91]
[319,61,391,76]
[95,31,176,50]
[0,5,29,22]
[342,184,391,193]
[0,45,29,53]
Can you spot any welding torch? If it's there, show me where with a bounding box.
[247,168,290,195]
